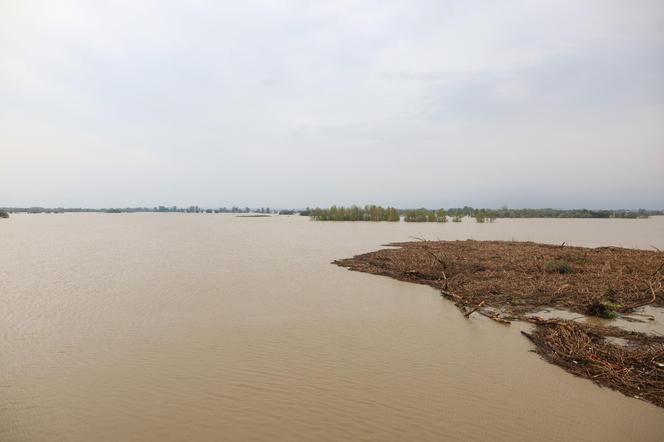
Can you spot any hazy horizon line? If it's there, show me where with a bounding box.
[3,204,663,211]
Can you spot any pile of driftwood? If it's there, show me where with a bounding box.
[334,240,664,407]
[522,318,664,407]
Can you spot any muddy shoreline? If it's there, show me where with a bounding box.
[334,240,664,408]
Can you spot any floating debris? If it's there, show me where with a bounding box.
[335,240,664,407]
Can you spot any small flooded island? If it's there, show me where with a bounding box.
[335,239,664,407]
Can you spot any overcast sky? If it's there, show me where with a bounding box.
[2,0,663,209]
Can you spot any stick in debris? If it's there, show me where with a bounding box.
[464,300,486,318]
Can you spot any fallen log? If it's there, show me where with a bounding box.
[478,310,511,325]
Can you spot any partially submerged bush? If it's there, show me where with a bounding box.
[586,292,623,318]
[474,210,495,223]
[586,302,619,319]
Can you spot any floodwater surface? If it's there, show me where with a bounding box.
[1,214,664,441]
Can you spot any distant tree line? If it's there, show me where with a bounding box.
[303,205,663,222]
[0,206,291,215]
[308,205,400,221]
[403,208,447,222]
[467,207,662,220]
[1,207,98,214]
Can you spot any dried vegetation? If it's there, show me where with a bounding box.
[334,240,664,407]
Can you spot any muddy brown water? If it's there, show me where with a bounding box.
[1,214,663,441]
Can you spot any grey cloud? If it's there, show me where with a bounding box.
[1,0,663,208]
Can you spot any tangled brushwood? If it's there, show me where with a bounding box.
[523,318,664,407]
[334,240,664,407]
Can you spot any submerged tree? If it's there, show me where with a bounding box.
[403,208,447,222]
[309,205,400,221]
[474,209,496,223]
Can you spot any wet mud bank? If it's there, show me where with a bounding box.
[335,240,664,407]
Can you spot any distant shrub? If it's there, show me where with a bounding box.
[0,209,9,219]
